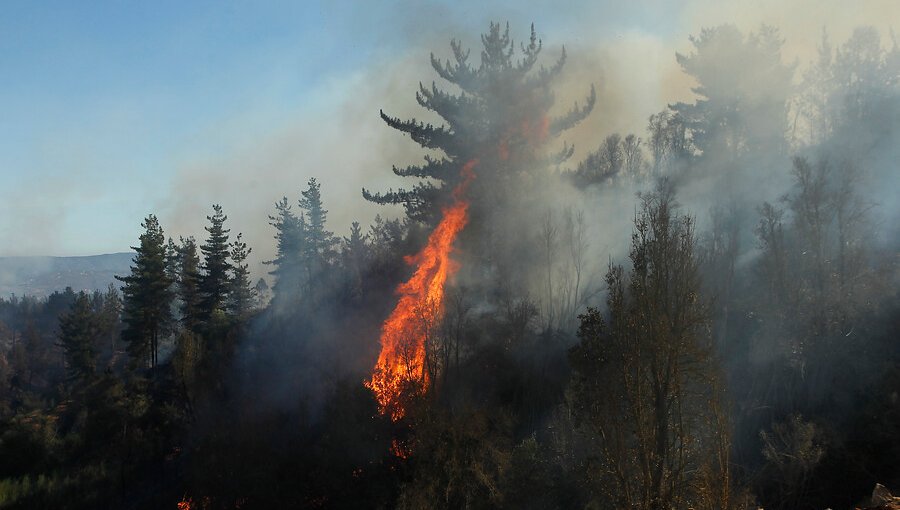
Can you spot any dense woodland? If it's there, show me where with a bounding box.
[0,22,898,509]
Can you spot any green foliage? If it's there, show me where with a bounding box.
[0,413,60,478]
[174,236,203,333]
[265,196,304,307]
[265,178,340,310]
[0,19,898,510]
[673,24,795,159]
[116,214,174,370]
[57,293,101,386]
[341,221,370,302]
[299,177,338,262]
[363,22,595,223]
[199,204,232,320]
[227,233,254,320]
[298,177,339,299]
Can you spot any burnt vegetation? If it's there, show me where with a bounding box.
[0,22,899,510]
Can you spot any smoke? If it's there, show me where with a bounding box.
[141,2,897,290]
[678,0,899,62]
[147,11,900,507]
[149,4,899,391]
[23,4,882,439]
[2,1,896,268]
[157,52,427,278]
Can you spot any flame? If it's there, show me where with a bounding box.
[390,438,411,459]
[177,495,238,509]
[366,160,477,420]
[366,113,547,422]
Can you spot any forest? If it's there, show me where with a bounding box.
[0,21,898,510]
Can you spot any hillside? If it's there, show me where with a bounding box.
[0,253,134,298]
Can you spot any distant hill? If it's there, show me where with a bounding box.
[0,252,134,299]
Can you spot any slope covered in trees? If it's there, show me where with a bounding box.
[0,21,898,510]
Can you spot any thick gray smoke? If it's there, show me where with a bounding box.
[238,13,897,395]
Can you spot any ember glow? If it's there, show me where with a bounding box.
[366,160,478,420]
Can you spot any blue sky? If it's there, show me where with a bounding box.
[0,0,893,261]
[0,2,397,255]
[0,0,684,258]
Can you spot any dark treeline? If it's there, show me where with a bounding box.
[0,22,898,509]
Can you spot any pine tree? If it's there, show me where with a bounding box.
[298,177,338,291]
[672,25,794,161]
[341,221,370,302]
[363,22,595,223]
[17,322,45,387]
[116,214,173,370]
[265,197,304,306]
[227,233,254,320]
[253,278,270,308]
[99,283,122,354]
[199,204,232,320]
[175,236,203,332]
[58,292,101,385]
[166,237,180,291]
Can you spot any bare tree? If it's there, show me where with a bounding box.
[622,134,645,179]
[568,182,731,509]
[558,208,590,332]
[539,209,558,331]
[439,287,471,396]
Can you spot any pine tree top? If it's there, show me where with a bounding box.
[363,22,595,223]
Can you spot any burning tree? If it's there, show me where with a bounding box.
[366,161,477,419]
[363,22,595,224]
[364,22,595,419]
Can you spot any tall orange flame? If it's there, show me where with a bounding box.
[366,160,478,420]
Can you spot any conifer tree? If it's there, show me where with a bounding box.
[265,197,304,306]
[254,278,270,308]
[166,237,180,290]
[227,233,254,320]
[116,214,173,370]
[99,283,122,353]
[175,236,203,332]
[298,177,338,289]
[58,292,101,385]
[363,22,595,223]
[199,204,232,320]
[341,221,370,302]
[672,25,794,161]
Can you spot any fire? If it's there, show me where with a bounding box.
[176,495,240,509]
[390,438,411,459]
[366,160,478,420]
[367,113,548,422]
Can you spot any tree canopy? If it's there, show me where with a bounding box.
[116,214,173,370]
[363,22,595,223]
